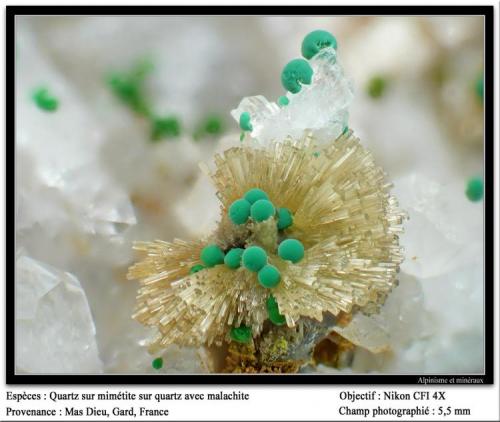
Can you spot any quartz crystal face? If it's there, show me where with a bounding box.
[231,47,353,146]
[128,30,406,372]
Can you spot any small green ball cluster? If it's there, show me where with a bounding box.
[223,244,281,289]
[195,237,305,279]
[228,188,294,230]
[108,60,225,143]
[226,188,305,288]
[202,188,308,341]
[279,29,337,98]
[107,60,183,142]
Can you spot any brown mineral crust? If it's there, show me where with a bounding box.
[223,342,301,373]
[312,332,355,368]
[336,311,353,327]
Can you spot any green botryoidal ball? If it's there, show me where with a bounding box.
[32,87,59,112]
[239,112,253,131]
[258,264,281,288]
[224,248,244,269]
[205,116,223,134]
[151,116,181,141]
[229,198,251,225]
[281,58,313,94]
[189,264,205,274]
[200,244,225,267]
[277,207,293,230]
[230,325,252,343]
[278,95,289,106]
[367,76,387,99]
[475,73,484,103]
[244,188,269,205]
[203,115,224,135]
[266,295,286,325]
[465,176,484,202]
[193,114,225,140]
[301,29,337,59]
[278,239,305,263]
[250,199,275,222]
[107,59,154,117]
[107,73,150,116]
[152,357,163,370]
[242,246,267,272]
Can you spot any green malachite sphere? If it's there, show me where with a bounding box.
[244,188,269,204]
[367,76,387,99]
[150,116,181,141]
[242,246,267,272]
[189,264,205,274]
[230,325,252,343]
[200,244,225,268]
[204,115,224,135]
[250,199,275,222]
[281,59,313,94]
[266,295,286,325]
[475,73,484,103]
[224,248,244,269]
[278,239,305,263]
[278,95,290,106]
[258,265,281,288]
[466,177,484,202]
[301,30,337,59]
[277,207,293,230]
[152,357,163,370]
[239,112,253,131]
[229,198,251,225]
[32,87,59,112]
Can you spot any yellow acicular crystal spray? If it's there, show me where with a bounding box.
[127,30,406,372]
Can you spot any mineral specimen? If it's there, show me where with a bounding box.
[128,30,406,371]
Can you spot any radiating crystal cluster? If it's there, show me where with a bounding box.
[129,133,405,355]
[128,30,406,371]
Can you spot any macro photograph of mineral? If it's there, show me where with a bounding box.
[14,15,485,375]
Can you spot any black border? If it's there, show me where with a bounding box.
[6,5,494,385]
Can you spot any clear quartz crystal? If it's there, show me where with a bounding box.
[231,47,353,146]
[16,255,103,373]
